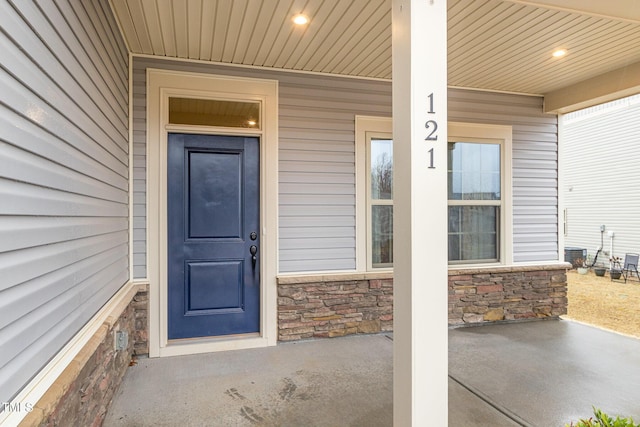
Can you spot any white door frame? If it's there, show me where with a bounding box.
[147,69,278,357]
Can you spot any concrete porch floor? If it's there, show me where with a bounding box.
[104,320,640,426]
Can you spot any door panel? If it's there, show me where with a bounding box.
[188,151,241,238]
[168,133,260,339]
[185,261,243,312]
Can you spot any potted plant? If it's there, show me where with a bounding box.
[610,256,623,279]
[575,258,588,275]
[593,263,606,277]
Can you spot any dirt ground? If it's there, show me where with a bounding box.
[564,269,640,339]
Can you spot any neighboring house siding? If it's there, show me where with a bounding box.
[449,89,559,262]
[562,95,640,262]
[132,58,558,276]
[0,0,128,404]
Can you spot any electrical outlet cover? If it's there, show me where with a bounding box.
[115,330,129,351]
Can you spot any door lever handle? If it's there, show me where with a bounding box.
[250,245,258,269]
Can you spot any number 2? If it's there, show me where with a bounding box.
[425,120,438,141]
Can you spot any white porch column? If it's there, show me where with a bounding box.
[392,0,448,425]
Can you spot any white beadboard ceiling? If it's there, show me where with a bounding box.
[110,0,640,101]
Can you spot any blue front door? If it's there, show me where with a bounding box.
[167,133,260,339]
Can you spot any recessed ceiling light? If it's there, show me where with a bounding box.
[292,14,309,25]
[552,49,567,58]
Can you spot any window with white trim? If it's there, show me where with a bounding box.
[356,119,512,270]
[448,123,512,265]
[355,116,393,271]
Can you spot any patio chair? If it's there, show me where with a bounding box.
[621,253,640,283]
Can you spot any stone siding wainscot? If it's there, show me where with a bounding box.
[278,264,570,340]
[277,273,394,341]
[448,264,570,325]
[20,284,149,427]
[132,288,149,356]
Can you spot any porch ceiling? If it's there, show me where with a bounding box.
[110,0,640,112]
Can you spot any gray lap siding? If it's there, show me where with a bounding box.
[132,58,558,277]
[0,0,129,404]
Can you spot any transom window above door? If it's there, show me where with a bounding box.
[169,97,260,129]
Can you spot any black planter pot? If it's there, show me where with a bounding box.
[610,269,622,280]
[594,268,606,277]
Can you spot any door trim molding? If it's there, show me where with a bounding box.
[147,69,278,357]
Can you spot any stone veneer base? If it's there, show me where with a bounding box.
[277,263,570,340]
[19,285,149,427]
[448,263,570,325]
[277,272,394,341]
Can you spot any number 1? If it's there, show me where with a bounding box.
[428,148,435,169]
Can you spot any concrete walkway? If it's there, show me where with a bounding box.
[104,319,640,426]
[449,320,640,426]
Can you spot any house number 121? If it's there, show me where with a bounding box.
[426,92,437,169]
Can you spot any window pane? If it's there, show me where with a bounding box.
[169,97,260,128]
[448,142,500,200]
[372,205,393,267]
[371,138,393,200]
[448,206,499,262]
[448,234,461,262]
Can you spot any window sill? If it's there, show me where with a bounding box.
[277,271,393,285]
[277,262,572,285]
[448,261,572,275]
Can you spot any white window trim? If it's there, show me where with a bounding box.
[448,122,513,266]
[357,119,513,270]
[355,116,393,272]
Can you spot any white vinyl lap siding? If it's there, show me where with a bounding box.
[132,58,558,275]
[0,0,128,404]
[562,96,640,259]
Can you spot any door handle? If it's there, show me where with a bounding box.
[250,245,258,269]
